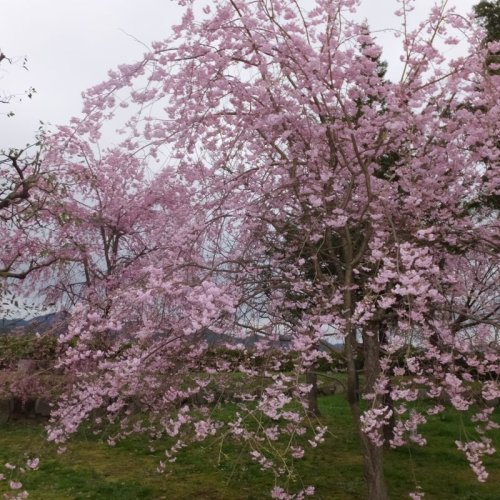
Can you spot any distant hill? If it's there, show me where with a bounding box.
[203,330,293,350]
[0,317,30,332]
[0,312,68,335]
[0,314,344,353]
[203,330,343,352]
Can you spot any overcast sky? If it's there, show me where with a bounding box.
[1,0,476,150]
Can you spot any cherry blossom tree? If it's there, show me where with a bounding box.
[10,1,498,498]
[0,145,56,279]
[0,53,60,322]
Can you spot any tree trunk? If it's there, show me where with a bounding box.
[382,384,395,445]
[343,251,388,499]
[305,371,321,417]
[346,332,388,500]
[361,435,388,500]
[378,322,395,444]
[361,329,389,499]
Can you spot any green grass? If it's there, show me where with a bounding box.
[0,396,498,499]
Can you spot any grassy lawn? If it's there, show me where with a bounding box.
[0,395,498,499]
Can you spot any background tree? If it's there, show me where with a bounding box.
[474,0,500,44]
[0,51,58,320]
[470,0,500,214]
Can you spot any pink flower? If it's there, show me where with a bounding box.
[9,480,23,490]
[26,458,40,470]
[291,446,304,459]
[271,487,290,499]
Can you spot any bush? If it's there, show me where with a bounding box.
[0,333,58,369]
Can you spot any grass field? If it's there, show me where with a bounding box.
[0,395,499,499]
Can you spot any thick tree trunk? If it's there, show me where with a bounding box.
[342,245,388,499]
[360,435,388,500]
[345,333,388,500]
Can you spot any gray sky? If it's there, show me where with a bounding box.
[1,0,476,150]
